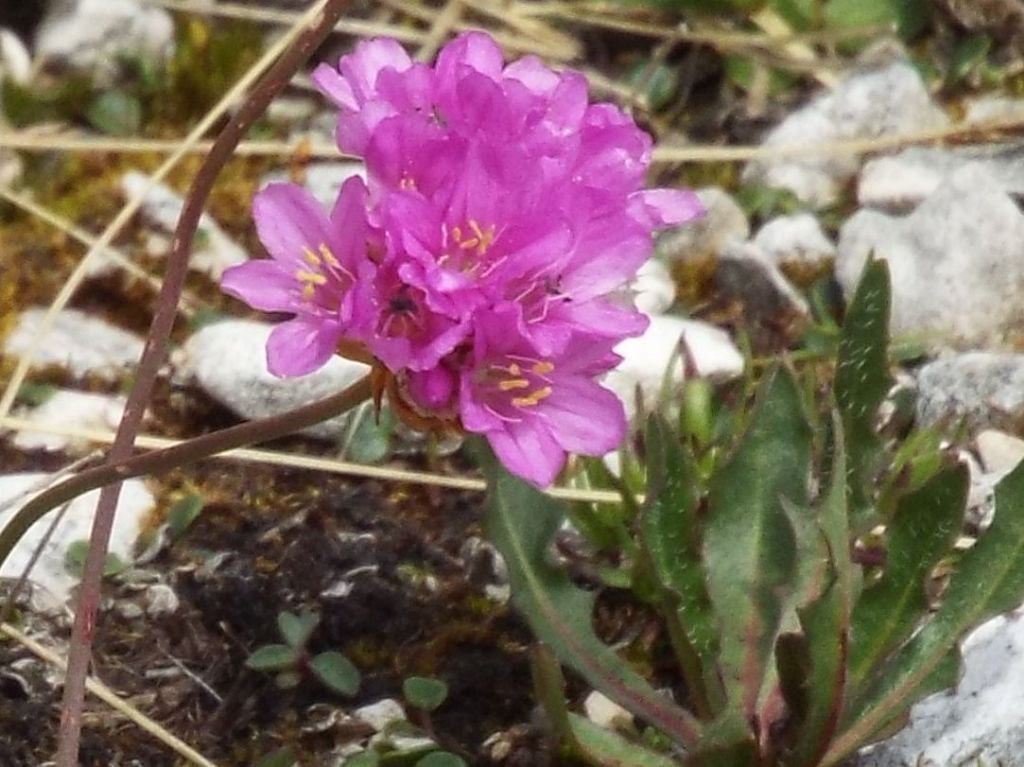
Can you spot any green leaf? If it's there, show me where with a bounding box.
[403,676,448,711]
[682,711,757,767]
[278,610,319,649]
[254,746,297,767]
[702,366,812,717]
[344,752,381,767]
[776,416,852,767]
[823,0,929,40]
[414,753,467,767]
[167,493,204,538]
[835,259,893,534]
[948,34,992,84]
[829,460,1024,763]
[245,644,297,672]
[345,405,396,464]
[627,61,678,111]
[85,90,142,136]
[481,444,702,748]
[568,715,679,767]
[309,651,360,697]
[63,540,129,578]
[15,382,57,407]
[847,461,967,690]
[640,415,722,713]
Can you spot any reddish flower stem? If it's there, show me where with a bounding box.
[54,2,353,764]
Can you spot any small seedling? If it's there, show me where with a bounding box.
[403,676,449,712]
[64,540,128,579]
[246,609,360,697]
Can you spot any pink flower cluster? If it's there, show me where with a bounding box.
[222,32,702,486]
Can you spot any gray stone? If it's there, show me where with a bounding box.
[631,258,675,315]
[858,144,1024,212]
[0,28,30,86]
[657,187,749,263]
[35,0,173,81]
[177,319,370,441]
[122,171,248,280]
[838,164,1024,349]
[4,308,143,380]
[752,213,836,266]
[12,389,127,453]
[916,353,1024,433]
[353,699,406,732]
[744,61,948,207]
[855,612,1024,767]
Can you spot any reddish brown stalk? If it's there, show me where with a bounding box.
[54,1,353,763]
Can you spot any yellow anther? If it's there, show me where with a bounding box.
[468,220,495,255]
[451,226,463,242]
[512,386,553,408]
[532,361,555,375]
[302,247,322,266]
[301,283,316,300]
[295,269,327,286]
[318,243,341,268]
[508,363,522,376]
[499,378,530,391]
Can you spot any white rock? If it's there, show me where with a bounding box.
[752,213,836,266]
[122,171,248,280]
[260,162,366,209]
[838,164,1024,349]
[631,259,675,315]
[657,187,749,262]
[916,353,1024,433]
[855,612,1024,766]
[604,315,743,417]
[4,308,143,380]
[858,145,1024,212]
[744,61,948,207]
[144,583,179,616]
[583,691,634,731]
[35,0,173,81]
[0,28,31,86]
[353,698,406,732]
[177,319,370,440]
[965,95,1024,124]
[12,390,127,453]
[0,473,153,608]
[976,430,1024,476]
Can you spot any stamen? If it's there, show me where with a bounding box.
[512,386,553,408]
[302,247,321,266]
[498,378,530,391]
[295,269,327,286]
[532,361,555,375]
[318,243,341,269]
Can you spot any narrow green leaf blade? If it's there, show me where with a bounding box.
[683,711,758,767]
[568,714,679,767]
[829,461,1024,762]
[835,259,893,534]
[703,366,812,716]
[640,415,720,701]
[483,452,702,748]
[847,461,967,690]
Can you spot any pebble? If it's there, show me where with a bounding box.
[0,27,31,85]
[838,164,1024,349]
[260,162,367,209]
[4,308,144,380]
[743,60,948,207]
[631,259,676,315]
[858,145,1024,212]
[0,473,152,609]
[976,430,1024,476]
[12,390,127,453]
[176,319,370,440]
[353,698,407,732]
[604,315,744,417]
[752,213,836,267]
[122,171,248,280]
[916,353,1024,434]
[144,583,180,617]
[657,187,749,263]
[34,0,173,81]
[583,691,634,731]
[855,612,1024,767]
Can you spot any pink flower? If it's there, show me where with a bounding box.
[225,31,706,487]
[221,177,374,376]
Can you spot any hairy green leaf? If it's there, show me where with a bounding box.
[847,461,967,690]
[835,259,893,534]
[703,366,812,717]
[640,415,722,711]
[828,460,1024,763]
[683,711,757,767]
[482,450,702,748]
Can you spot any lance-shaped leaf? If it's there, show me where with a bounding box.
[846,459,967,691]
[702,366,812,717]
[482,451,703,748]
[640,415,722,713]
[683,711,757,767]
[826,458,1024,764]
[776,417,852,767]
[835,259,893,535]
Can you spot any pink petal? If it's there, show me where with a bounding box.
[543,378,626,456]
[341,38,413,104]
[435,31,504,83]
[266,318,344,377]
[311,62,357,111]
[220,260,299,313]
[629,188,705,229]
[486,420,565,488]
[253,184,336,268]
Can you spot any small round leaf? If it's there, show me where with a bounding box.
[415,752,467,767]
[344,752,381,767]
[309,651,360,696]
[245,644,297,672]
[402,676,448,711]
[278,610,319,648]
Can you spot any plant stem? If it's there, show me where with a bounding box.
[0,374,373,611]
[53,1,353,764]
